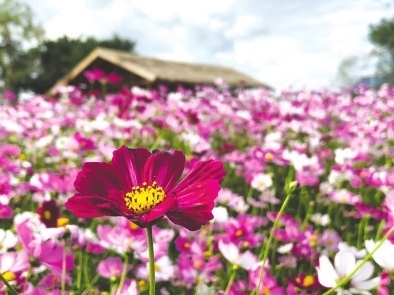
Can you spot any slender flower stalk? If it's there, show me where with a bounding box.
[224,267,238,295]
[115,253,129,295]
[254,169,297,295]
[146,226,156,295]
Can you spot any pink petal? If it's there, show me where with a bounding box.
[74,162,123,195]
[65,194,123,218]
[143,150,185,192]
[171,160,225,194]
[111,146,151,188]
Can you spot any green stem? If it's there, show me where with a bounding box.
[76,251,83,290]
[322,227,394,295]
[258,187,293,262]
[254,178,296,295]
[224,266,238,295]
[116,253,129,295]
[0,272,18,295]
[80,273,100,295]
[146,226,156,295]
[356,216,366,249]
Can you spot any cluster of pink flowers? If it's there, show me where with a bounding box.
[1,79,394,294]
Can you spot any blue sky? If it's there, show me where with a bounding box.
[24,0,393,90]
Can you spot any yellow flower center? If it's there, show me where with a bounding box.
[194,260,202,269]
[265,152,274,161]
[137,280,146,290]
[124,181,165,215]
[57,217,69,227]
[263,287,271,295]
[235,229,244,237]
[2,271,16,281]
[44,210,51,220]
[309,234,318,247]
[303,275,315,287]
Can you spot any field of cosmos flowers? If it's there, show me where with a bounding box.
[1,72,394,295]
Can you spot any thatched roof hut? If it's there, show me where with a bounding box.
[47,47,273,95]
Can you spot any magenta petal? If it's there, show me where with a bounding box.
[111,146,152,187]
[15,220,35,253]
[166,179,221,230]
[175,179,220,209]
[171,160,225,194]
[143,150,185,191]
[74,162,123,196]
[65,194,122,218]
[139,196,176,224]
[166,209,214,231]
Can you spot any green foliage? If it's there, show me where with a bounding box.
[25,34,136,94]
[368,17,394,84]
[0,0,136,94]
[0,0,44,93]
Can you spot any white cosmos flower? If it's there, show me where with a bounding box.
[251,173,273,192]
[218,240,257,270]
[316,250,379,294]
[338,242,367,259]
[137,256,175,282]
[365,239,394,272]
[211,206,229,223]
[310,213,331,226]
[0,229,18,254]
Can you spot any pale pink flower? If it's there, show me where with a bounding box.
[97,257,128,279]
[329,189,361,205]
[218,240,257,270]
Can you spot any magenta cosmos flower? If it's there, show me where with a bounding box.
[65,145,226,230]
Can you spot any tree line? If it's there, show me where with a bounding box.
[0,0,135,96]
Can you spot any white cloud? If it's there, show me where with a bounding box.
[22,0,389,90]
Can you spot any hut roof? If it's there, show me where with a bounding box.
[47,47,274,95]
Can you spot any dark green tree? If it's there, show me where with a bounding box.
[24,35,136,94]
[369,17,394,84]
[0,0,44,94]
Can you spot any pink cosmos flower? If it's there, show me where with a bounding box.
[84,68,106,83]
[3,90,16,101]
[97,257,128,280]
[97,223,146,254]
[384,190,394,225]
[106,72,123,84]
[0,202,13,218]
[65,145,225,230]
[218,214,264,248]
[73,132,96,151]
[15,219,75,273]
[249,263,286,295]
[38,273,72,289]
[329,189,361,205]
[0,250,30,292]
[118,279,138,295]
